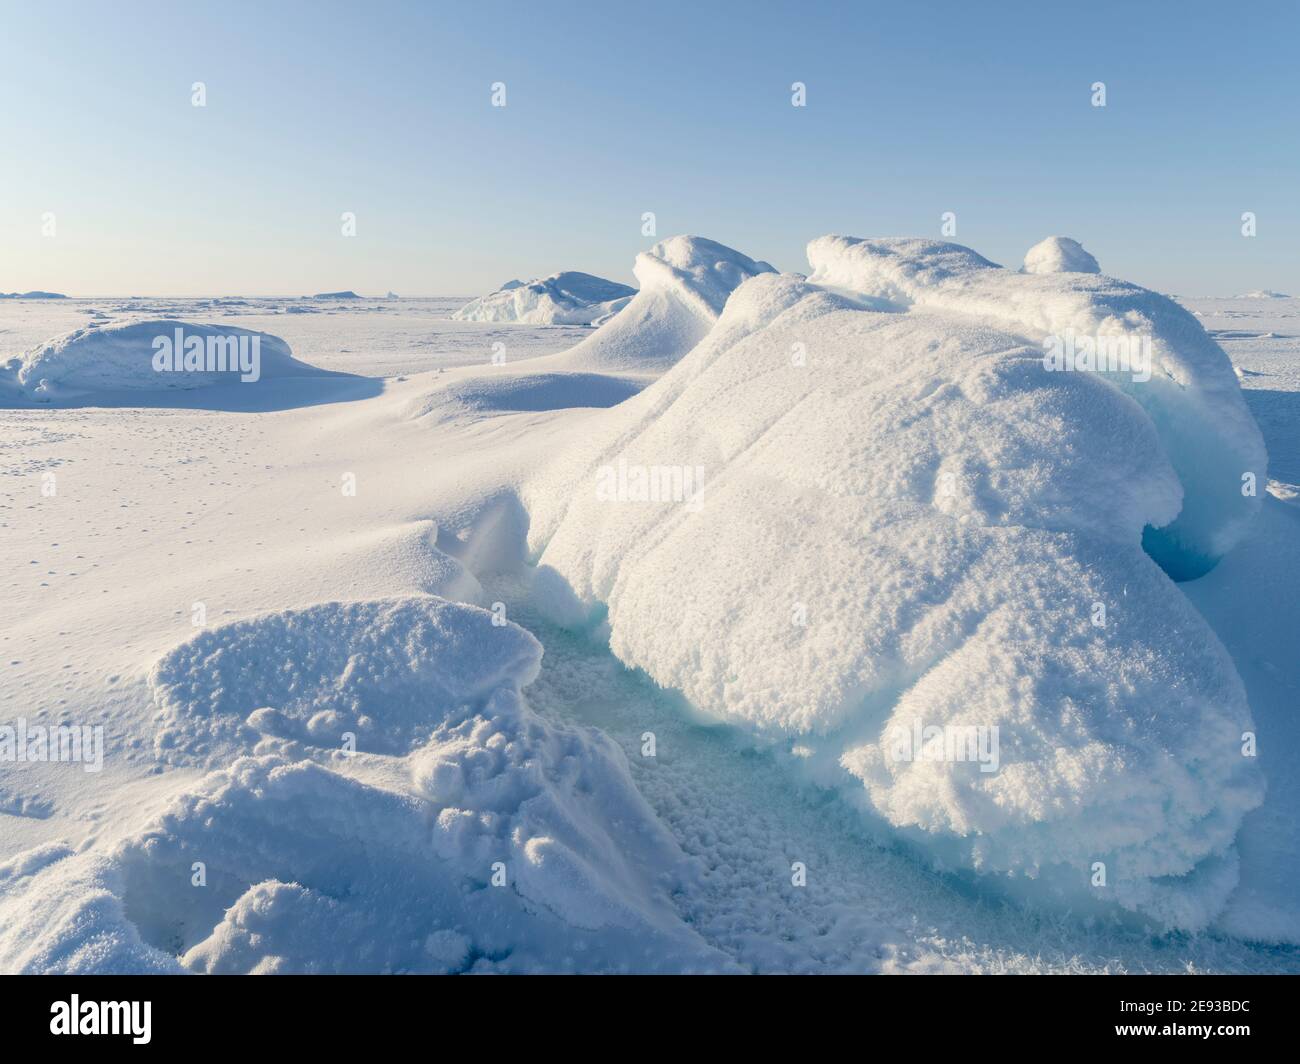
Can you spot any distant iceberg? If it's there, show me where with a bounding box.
[453,271,636,325]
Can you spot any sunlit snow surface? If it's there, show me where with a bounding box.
[1,255,1298,973]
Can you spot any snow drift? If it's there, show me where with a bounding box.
[453,271,635,325]
[0,597,725,973]
[554,236,776,374]
[2,319,325,403]
[526,234,1267,929]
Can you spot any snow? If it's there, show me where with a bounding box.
[553,236,776,374]
[406,371,643,424]
[1022,236,1101,275]
[1,597,724,973]
[804,236,1267,578]
[2,259,1298,973]
[528,236,1268,929]
[2,319,331,405]
[453,271,635,325]
[150,597,530,766]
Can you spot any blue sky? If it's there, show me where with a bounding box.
[1,0,1296,296]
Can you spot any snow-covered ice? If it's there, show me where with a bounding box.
[2,241,1299,973]
[453,272,636,326]
[528,236,1266,929]
[2,319,333,405]
[1,598,722,972]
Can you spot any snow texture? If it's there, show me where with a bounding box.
[527,234,1267,929]
[804,235,1267,577]
[0,597,724,973]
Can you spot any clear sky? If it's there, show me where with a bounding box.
[1,0,1296,297]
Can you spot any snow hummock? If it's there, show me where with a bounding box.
[1022,235,1101,275]
[453,272,636,326]
[1237,289,1290,299]
[526,234,1268,929]
[554,236,776,374]
[3,319,327,403]
[0,290,66,299]
[805,235,1267,577]
[0,597,725,973]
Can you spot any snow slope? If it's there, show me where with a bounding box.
[528,236,1268,930]
[453,272,635,326]
[553,236,776,374]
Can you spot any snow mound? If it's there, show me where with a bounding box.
[555,236,776,374]
[1,596,725,973]
[0,845,180,974]
[806,236,1266,577]
[5,319,324,402]
[0,744,717,972]
[1237,289,1290,299]
[150,597,540,766]
[527,238,1266,929]
[1022,236,1101,275]
[453,271,636,325]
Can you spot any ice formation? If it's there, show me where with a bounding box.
[527,234,1268,928]
[453,271,636,325]
[805,235,1266,577]
[554,236,776,374]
